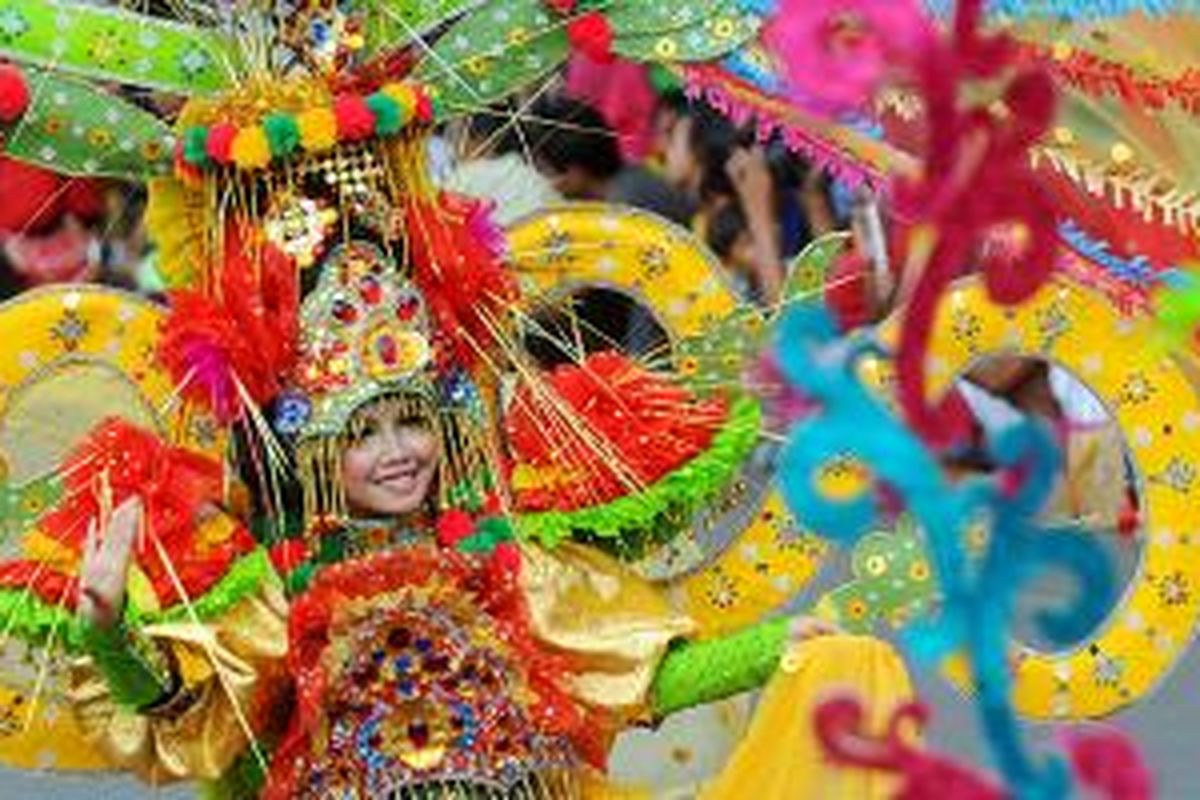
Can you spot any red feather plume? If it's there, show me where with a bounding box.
[403,193,518,372]
[158,222,299,423]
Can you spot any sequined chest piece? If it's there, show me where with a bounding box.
[295,583,578,798]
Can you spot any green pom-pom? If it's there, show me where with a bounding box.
[262,113,300,157]
[428,93,445,121]
[182,125,210,166]
[367,93,403,136]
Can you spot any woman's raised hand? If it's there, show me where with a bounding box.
[78,496,142,629]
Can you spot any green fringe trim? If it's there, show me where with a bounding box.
[128,548,277,627]
[0,590,84,652]
[515,396,762,558]
[0,549,276,655]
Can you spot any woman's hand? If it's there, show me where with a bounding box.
[790,614,841,643]
[78,497,141,629]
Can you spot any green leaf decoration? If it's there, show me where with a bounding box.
[815,518,938,634]
[675,308,768,395]
[0,549,275,655]
[413,0,569,116]
[0,0,236,95]
[782,231,852,307]
[127,549,275,626]
[605,0,716,38]
[367,0,488,51]
[613,3,760,63]
[4,68,175,179]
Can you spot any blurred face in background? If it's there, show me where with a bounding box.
[663,115,701,195]
[2,215,101,286]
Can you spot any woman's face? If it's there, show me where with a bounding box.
[342,404,439,517]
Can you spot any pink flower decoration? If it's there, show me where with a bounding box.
[762,0,933,116]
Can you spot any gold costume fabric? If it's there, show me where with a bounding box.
[64,548,914,798]
[67,577,290,784]
[518,541,697,724]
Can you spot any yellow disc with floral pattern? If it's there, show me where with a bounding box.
[863,276,1200,719]
[506,205,829,638]
[0,286,224,484]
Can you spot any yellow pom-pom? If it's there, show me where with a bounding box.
[230,126,271,170]
[297,107,338,153]
[381,83,416,122]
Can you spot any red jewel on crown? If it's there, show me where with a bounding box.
[376,333,398,365]
[359,274,383,305]
[396,294,420,321]
[332,297,359,324]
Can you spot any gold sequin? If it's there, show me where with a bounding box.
[655,37,679,59]
[712,18,736,39]
[464,55,491,76]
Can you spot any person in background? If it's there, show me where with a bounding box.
[0,157,107,298]
[564,53,659,163]
[443,102,563,227]
[527,95,695,227]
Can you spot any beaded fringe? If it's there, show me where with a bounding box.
[382,769,582,800]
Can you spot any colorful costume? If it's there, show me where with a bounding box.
[0,2,916,798]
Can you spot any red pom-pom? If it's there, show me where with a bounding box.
[436,509,476,548]
[545,0,577,13]
[206,123,238,164]
[270,539,311,574]
[0,64,30,123]
[414,89,434,124]
[333,94,376,141]
[567,12,614,64]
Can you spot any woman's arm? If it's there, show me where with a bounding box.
[71,497,290,784]
[77,498,180,710]
[649,615,838,718]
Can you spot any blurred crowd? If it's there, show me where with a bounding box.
[0,59,863,308]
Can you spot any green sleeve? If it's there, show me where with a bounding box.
[649,616,790,718]
[79,619,178,711]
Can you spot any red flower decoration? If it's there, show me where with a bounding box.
[568,11,615,64]
[545,0,577,13]
[35,418,254,606]
[0,64,30,123]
